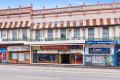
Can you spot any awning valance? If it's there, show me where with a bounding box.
[0,21,31,29]
[31,18,120,29]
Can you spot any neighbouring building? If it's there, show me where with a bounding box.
[0,2,120,66]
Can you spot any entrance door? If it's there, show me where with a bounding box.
[61,54,70,64]
[117,51,120,66]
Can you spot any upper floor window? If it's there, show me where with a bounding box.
[12,30,17,40]
[74,28,80,39]
[55,29,59,38]
[102,27,109,40]
[88,27,94,40]
[36,30,40,41]
[48,29,53,39]
[22,29,27,40]
[1,30,7,39]
[67,28,71,38]
[60,28,66,39]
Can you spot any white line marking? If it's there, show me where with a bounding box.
[18,76,61,80]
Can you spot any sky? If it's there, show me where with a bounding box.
[0,0,120,9]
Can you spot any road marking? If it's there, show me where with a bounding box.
[18,76,61,80]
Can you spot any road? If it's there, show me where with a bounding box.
[0,65,120,80]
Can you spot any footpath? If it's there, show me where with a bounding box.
[0,63,120,69]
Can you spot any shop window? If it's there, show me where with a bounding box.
[25,53,30,60]
[88,27,94,40]
[12,53,18,59]
[37,54,57,63]
[71,54,83,64]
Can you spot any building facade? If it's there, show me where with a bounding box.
[0,2,120,66]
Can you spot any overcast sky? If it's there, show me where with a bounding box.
[0,0,120,9]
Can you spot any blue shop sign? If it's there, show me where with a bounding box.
[85,41,116,44]
[0,48,6,53]
[89,48,110,54]
[117,40,120,44]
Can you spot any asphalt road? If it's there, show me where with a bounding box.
[0,65,120,80]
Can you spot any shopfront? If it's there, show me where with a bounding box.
[85,41,116,66]
[116,41,120,66]
[7,46,30,64]
[31,45,84,64]
[32,46,59,64]
[0,47,7,63]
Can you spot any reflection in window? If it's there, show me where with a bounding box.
[12,30,17,40]
[22,29,27,40]
[103,27,109,40]
[36,30,40,41]
[1,30,7,39]
[60,28,66,39]
[74,28,80,38]
[48,29,53,39]
[88,27,94,40]
[37,54,57,63]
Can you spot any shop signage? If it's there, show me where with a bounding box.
[89,48,110,54]
[117,40,120,44]
[7,46,30,51]
[86,41,116,44]
[0,48,6,53]
[37,50,58,54]
[40,45,69,51]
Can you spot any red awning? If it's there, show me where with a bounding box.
[9,22,13,28]
[25,21,29,27]
[19,21,23,27]
[14,22,18,28]
[3,22,7,28]
[0,23,2,28]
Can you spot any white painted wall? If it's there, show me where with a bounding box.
[94,27,100,39]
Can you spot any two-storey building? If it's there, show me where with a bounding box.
[0,2,120,66]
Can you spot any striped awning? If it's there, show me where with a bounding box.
[0,21,31,29]
[30,18,120,29]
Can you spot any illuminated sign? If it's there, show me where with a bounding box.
[89,48,110,54]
